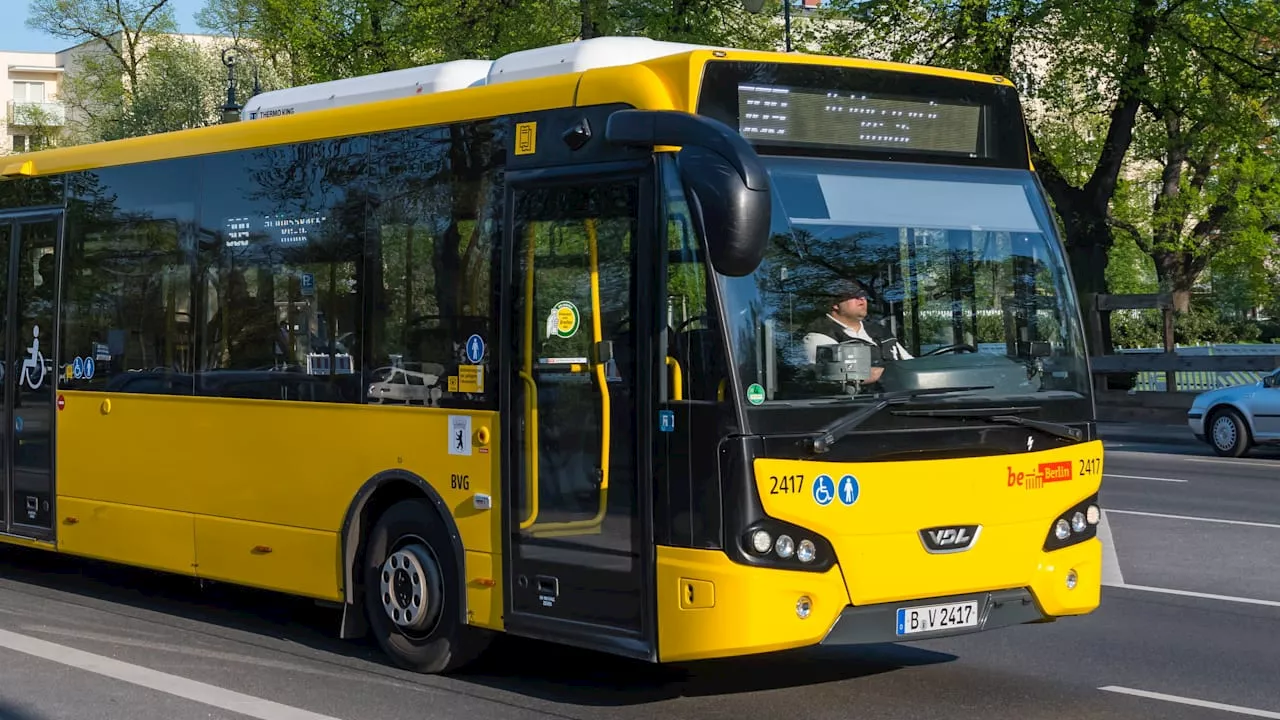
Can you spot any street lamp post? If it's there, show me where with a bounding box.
[220,46,263,124]
[221,48,240,124]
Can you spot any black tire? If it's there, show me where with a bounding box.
[1207,407,1251,458]
[362,498,490,673]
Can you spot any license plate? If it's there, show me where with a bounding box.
[895,600,979,635]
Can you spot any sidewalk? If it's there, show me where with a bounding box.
[1097,421,1193,445]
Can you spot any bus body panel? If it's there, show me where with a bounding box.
[752,441,1103,609]
[654,545,851,662]
[54,391,501,606]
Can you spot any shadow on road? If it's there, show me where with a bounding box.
[0,545,956,705]
[0,699,46,720]
[456,635,956,705]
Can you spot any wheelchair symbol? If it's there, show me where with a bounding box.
[812,474,835,507]
[19,325,46,390]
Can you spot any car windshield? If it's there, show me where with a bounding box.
[716,156,1090,417]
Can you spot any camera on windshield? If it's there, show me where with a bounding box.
[815,340,873,393]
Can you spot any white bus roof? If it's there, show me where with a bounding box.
[240,36,720,121]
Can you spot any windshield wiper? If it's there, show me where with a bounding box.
[891,406,1084,443]
[806,385,994,454]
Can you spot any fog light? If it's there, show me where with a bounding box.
[796,595,812,619]
[1086,505,1100,525]
[775,534,795,559]
[1054,518,1070,540]
[1066,569,1078,590]
[797,539,816,563]
[1071,511,1087,533]
[751,530,772,554]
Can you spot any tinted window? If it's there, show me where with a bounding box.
[0,175,64,210]
[366,122,500,409]
[60,161,197,394]
[197,139,368,402]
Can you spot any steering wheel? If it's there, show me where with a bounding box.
[922,343,978,356]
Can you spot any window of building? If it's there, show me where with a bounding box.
[12,82,45,103]
[197,138,368,402]
[365,122,500,409]
[60,160,198,394]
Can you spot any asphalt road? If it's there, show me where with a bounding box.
[2,432,1279,720]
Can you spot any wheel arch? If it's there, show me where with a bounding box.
[337,470,466,639]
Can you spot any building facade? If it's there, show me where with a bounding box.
[1,49,65,154]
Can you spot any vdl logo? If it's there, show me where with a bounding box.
[919,524,982,553]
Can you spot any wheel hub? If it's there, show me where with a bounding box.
[1212,416,1236,450]
[379,544,440,632]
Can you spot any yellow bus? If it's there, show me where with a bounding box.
[0,36,1103,673]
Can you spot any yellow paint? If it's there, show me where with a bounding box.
[192,515,342,601]
[53,391,499,601]
[465,550,504,630]
[57,497,197,576]
[753,442,1104,607]
[656,546,851,662]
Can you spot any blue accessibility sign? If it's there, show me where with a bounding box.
[465,334,485,364]
[838,474,860,506]
[812,474,835,507]
[658,410,675,433]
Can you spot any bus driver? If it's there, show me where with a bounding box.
[801,278,912,384]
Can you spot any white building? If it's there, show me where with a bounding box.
[1,49,65,154]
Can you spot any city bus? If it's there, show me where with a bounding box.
[0,36,1103,674]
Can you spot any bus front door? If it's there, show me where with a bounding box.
[503,169,656,659]
[0,212,60,540]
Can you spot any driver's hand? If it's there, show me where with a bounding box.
[868,366,884,384]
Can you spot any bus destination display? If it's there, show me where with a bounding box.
[737,83,983,156]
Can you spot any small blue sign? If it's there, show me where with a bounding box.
[84,357,95,380]
[465,334,485,364]
[300,273,316,296]
[812,474,835,507]
[658,410,675,433]
[838,474,860,506]
[73,357,84,380]
[14,416,22,433]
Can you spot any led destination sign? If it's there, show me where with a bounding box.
[737,83,984,157]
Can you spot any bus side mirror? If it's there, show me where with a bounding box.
[605,109,771,277]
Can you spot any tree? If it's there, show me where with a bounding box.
[26,0,177,95]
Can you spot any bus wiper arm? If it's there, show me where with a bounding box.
[806,385,994,454]
[891,407,1083,442]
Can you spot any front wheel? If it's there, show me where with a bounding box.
[1208,408,1251,458]
[362,498,490,673]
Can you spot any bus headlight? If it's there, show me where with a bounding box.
[751,529,772,554]
[739,521,834,573]
[1043,493,1101,552]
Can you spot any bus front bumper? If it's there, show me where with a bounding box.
[820,588,1045,645]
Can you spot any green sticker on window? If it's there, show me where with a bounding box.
[552,301,580,339]
[746,383,765,405]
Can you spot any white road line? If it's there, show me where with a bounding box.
[1180,456,1280,468]
[1106,509,1280,530]
[1104,473,1188,483]
[1097,511,1125,586]
[1100,686,1280,718]
[0,628,344,720]
[1103,583,1280,608]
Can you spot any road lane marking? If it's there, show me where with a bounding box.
[1097,511,1125,586]
[1103,583,1280,608]
[1180,456,1280,468]
[1104,473,1188,483]
[0,628,345,720]
[1100,686,1280,718]
[1106,509,1280,530]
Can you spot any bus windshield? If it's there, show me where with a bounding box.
[716,156,1089,418]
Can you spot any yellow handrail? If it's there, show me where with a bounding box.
[666,356,684,401]
[525,217,610,537]
[519,225,541,529]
